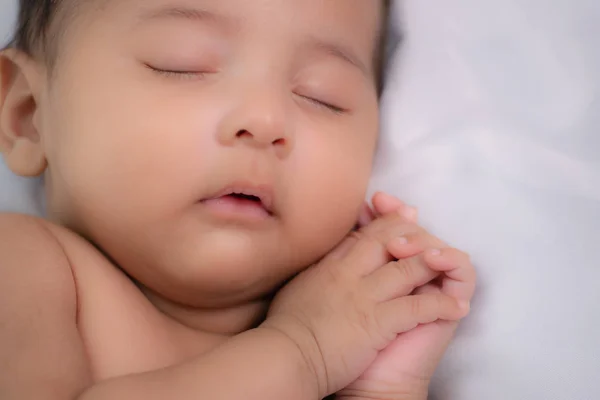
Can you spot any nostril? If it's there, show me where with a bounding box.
[235,129,286,146]
[236,130,252,139]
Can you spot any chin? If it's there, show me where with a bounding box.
[147,235,299,308]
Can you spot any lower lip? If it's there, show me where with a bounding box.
[201,196,271,221]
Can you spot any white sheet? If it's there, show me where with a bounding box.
[370,0,600,399]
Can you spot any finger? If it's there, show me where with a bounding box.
[328,202,380,261]
[357,202,376,228]
[372,192,418,222]
[344,216,423,276]
[325,214,417,270]
[376,293,470,336]
[371,318,458,379]
[365,256,438,302]
[359,212,422,243]
[386,233,429,260]
[371,191,405,215]
[413,282,441,295]
[424,248,477,302]
[324,234,359,262]
[386,227,448,262]
[342,231,391,275]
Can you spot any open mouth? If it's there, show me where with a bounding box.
[223,191,272,214]
[223,193,270,213]
[227,193,262,203]
[201,184,275,219]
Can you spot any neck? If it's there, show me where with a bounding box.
[142,287,271,336]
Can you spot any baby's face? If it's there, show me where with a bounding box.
[37,0,382,306]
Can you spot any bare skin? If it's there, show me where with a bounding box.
[0,212,317,399]
[0,198,475,400]
[0,1,476,399]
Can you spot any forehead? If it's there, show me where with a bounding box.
[66,0,383,71]
[111,0,382,32]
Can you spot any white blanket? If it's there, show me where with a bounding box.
[370,0,600,399]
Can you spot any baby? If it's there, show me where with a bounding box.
[0,1,476,399]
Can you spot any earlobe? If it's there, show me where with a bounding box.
[0,49,47,177]
[4,137,47,176]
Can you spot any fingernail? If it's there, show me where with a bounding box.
[428,249,442,257]
[401,206,418,221]
[459,301,471,312]
[394,236,409,246]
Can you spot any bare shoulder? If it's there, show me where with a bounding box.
[0,212,70,254]
[0,213,78,291]
[0,212,99,273]
[0,213,91,399]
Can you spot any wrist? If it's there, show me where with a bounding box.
[257,320,326,398]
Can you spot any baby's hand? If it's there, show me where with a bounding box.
[338,193,477,400]
[262,205,468,399]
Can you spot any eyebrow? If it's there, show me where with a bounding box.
[306,37,371,77]
[138,5,237,30]
[137,5,370,76]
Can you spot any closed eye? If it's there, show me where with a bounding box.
[145,64,207,80]
[299,95,348,114]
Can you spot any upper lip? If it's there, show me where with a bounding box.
[205,183,275,214]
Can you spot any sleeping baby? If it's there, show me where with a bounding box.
[0,0,476,399]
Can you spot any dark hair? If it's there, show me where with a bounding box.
[9,0,61,59]
[8,0,394,88]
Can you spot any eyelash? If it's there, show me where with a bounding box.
[301,96,347,115]
[145,64,206,80]
[146,64,347,115]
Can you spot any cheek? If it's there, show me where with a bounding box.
[45,76,222,226]
[285,121,378,256]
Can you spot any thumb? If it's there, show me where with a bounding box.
[372,192,418,222]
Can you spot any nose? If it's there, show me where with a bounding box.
[217,87,293,158]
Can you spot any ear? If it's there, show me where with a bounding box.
[0,49,47,177]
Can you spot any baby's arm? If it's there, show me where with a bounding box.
[83,328,316,400]
[0,214,318,400]
[1,210,466,400]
